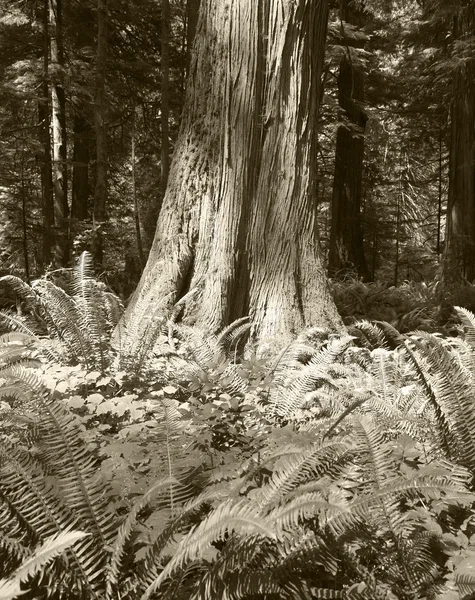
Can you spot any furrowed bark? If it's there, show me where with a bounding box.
[122,0,343,348]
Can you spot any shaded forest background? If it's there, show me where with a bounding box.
[1,0,473,301]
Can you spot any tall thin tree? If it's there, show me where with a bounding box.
[39,0,54,267]
[93,0,108,266]
[49,0,69,266]
[328,0,369,281]
[444,1,475,282]
[161,0,170,195]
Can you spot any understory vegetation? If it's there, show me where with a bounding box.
[3,254,475,599]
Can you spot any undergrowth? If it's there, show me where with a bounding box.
[2,267,475,598]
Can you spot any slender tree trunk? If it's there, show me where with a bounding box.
[444,72,475,279]
[328,0,369,281]
[186,0,200,75]
[161,0,170,195]
[93,0,108,266]
[437,122,443,257]
[20,142,30,284]
[39,0,54,267]
[121,0,343,347]
[444,3,475,282]
[49,0,69,266]
[71,113,90,221]
[132,109,145,269]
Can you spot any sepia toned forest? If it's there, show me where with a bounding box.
[1,1,475,599]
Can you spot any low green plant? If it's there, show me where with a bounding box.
[0,252,123,373]
[4,310,475,598]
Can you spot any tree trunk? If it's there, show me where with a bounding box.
[71,113,90,221]
[49,0,69,266]
[186,0,200,75]
[444,5,475,282]
[93,0,108,266]
[328,0,369,281]
[39,0,54,267]
[122,0,342,347]
[161,0,170,195]
[131,108,145,269]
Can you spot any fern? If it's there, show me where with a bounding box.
[268,335,355,419]
[138,499,278,600]
[405,331,475,471]
[0,530,89,600]
[0,252,123,373]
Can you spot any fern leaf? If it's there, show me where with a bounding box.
[455,306,475,351]
[215,317,251,353]
[106,476,180,598]
[406,332,475,470]
[455,570,475,597]
[139,500,277,600]
[0,579,23,600]
[1,529,89,588]
[0,275,38,310]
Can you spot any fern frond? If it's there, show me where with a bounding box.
[137,488,218,587]
[106,476,180,598]
[256,440,350,508]
[325,473,474,537]
[405,332,475,470]
[0,275,38,310]
[454,570,475,597]
[0,579,22,600]
[0,312,42,339]
[33,280,93,367]
[349,321,390,350]
[139,500,277,600]
[454,306,475,351]
[0,529,89,596]
[404,338,454,458]
[70,251,94,300]
[270,336,354,419]
[215,317,251,354]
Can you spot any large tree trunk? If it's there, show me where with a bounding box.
[122,0,343,346]
[49,0,69,266]
[444,4,475,282]
[328,0,369,281]
[93,0,108,266]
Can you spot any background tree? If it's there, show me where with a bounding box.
[444,0,475,282]
[49,0,69,266]
[123,0,343,346]
[92,0,108,266]
[328,0,370,281]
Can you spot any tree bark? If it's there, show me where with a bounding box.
[161,0,170,195]
[39,0,54,267]
[132,108,145,269]
[328,0,369,281]
[49,0,69,266]
[71,113,90,221]
[186,0,200,75]
[122,0,343,347]
[93,0,108,266]
[444,5,475,282]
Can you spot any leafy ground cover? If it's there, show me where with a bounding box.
[2,257,475,599]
